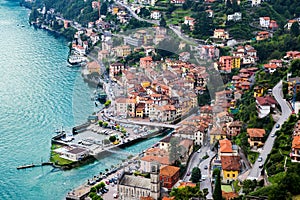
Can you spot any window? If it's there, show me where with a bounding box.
[233,174,235,177]
[227,174,230,177]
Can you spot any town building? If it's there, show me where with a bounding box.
[109,62,125,80]
[221,156,241,183]
[256,31,270,41]
[251,0,261,6]
[225,121,242,139]
[287,77,300,96]
[291,135,300,163]
[159,165,180,189]
[227,12,242,21]
[256,95,277,118]
[247,128,266,148]
[151,10,161,20]
[259,17,270,28]
[118,164,161,199]
[213,29,229,40]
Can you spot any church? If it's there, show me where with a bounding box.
[117,163,161,200]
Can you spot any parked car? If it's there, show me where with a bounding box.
[276,124,280,129]
[258,156,263,162]
[187,172,191,176]
[204,165,208,170]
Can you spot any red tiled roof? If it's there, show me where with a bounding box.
[256,96,277,106]
[221,156,241,171]
[247,128,266,138]
[160,165,180,177]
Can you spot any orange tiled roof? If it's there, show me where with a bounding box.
[160,165,180,177]
[292,135,300,149]
[141,155,171,165]
[247,128,266,138]
[162,197,175,200]
[178,182,196,188]
[222,191,239,200]
[219,139,233,153]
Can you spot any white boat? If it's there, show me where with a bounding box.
[68,55,87,65]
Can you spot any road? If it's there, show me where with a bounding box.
[199,150,215,200]
[248,80,292,180]
[181,144,215,200]
[115,1,159,25]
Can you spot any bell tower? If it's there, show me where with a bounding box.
[150,162,160,199]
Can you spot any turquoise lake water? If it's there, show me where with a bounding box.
[0,1,164,199]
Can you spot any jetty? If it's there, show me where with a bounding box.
[17,162,53,170]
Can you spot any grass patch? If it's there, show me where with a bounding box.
[232,180,241,192]
[221,185,233,192]
[248,151,259,164]
[50,152,74,166]
[268,171,285,184]
[51,143,61,150]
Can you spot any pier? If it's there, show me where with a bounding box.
[17,162,53,170]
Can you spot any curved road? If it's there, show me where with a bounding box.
[248,80,292,180]
[115,1,159,25]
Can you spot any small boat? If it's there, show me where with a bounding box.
[68,55,87,65]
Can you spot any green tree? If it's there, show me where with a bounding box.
[139,7,150,18]
[100,3,108,16]
[213,169,222,200]
[103,122,108,128]
[291,22,300,37]
[109,135,117,142]
[190,167,201,183]
[160,17,167,27]
[98,120,103,127]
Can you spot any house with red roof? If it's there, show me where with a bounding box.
[256,31,270,41]
[291,135,300,163]
[159,165,180,189]
[263,63,277,74]
[247,128,266,147]
[256,95,277,118]
[140,56,153,68]
[221,156,241,183]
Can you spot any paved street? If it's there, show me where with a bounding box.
[115,1,159,25]
[199,150,215,200]
[248,80,292,179]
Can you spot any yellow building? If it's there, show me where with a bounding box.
[135,103,145,118]
[221,156,241,183]
[254,86,264,97]
[232,56,241,69]
[210,127,226,145]
[141,81,151,88]
[112,7,119,15]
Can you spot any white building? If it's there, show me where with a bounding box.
[118,164,161,200]
[251,0,261,6]
[151,10,161,20]
[259,17,270,28]
[256,96,277,118]
[227,12,242,21]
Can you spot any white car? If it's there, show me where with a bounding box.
[258,156,263,162]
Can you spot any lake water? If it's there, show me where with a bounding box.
[0,1,164,199]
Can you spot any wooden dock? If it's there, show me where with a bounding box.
[17,162,53,170]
